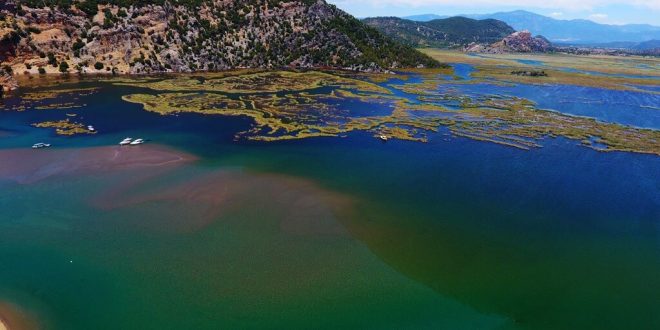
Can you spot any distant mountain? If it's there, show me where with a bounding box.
[461,10,660,44]
[363,17,515,48]
[633,40,660,51]
[402,14,448,22]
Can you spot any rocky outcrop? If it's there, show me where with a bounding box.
[499,30,551,52]
[0,71,17,92]
[0,0,440,89]
[465,30,552,53]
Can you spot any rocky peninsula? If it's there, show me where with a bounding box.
[0,0,441,91]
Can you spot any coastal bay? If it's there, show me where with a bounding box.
[0,52,659,329]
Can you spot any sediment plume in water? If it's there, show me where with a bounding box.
[0,143,352,236]
[0,144,196,184]
[91,169,352,236]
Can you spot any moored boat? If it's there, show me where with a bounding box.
[119,138,132,146]
[130,138,145,146]
[32,142,51,149]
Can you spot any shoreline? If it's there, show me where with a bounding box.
[0,301,38,330]
[4,66,411,92]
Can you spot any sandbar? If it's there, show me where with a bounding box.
[0,301,38,330]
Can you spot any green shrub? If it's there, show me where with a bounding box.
[47,52,57,66]
[26,26,41,34]
[59,61,69,73]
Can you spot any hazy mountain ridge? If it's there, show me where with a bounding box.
[0,0,441,90]
[405,10,660,44]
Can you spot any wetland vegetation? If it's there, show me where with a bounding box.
[4,53,659,154]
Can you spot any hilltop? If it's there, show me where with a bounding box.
[402,10,660,45]
[0,0,441,90]
[465,30,552,53]
[460,10,660,44]
[363,16,514,49]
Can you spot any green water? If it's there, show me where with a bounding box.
[0,162,506,329]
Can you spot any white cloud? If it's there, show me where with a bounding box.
[549,12,564,17]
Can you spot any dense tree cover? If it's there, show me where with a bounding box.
[329,13,441,68]
[364,16,515,48]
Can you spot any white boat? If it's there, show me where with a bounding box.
[32,143,51,149]
[379,135,389,141]
[119,137,132,146]
[130,138,145,146]
[87,125,95,132]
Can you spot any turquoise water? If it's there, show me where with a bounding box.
[0,71,659,329]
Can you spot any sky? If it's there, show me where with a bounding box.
[327,0,660,25]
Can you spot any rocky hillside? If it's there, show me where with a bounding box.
[363,16,515,49]
[0,0,441,90]
[465,30,552,53]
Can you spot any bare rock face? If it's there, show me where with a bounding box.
[465,30,552,54]
[0,72,17,92]
[500,30,551,52]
